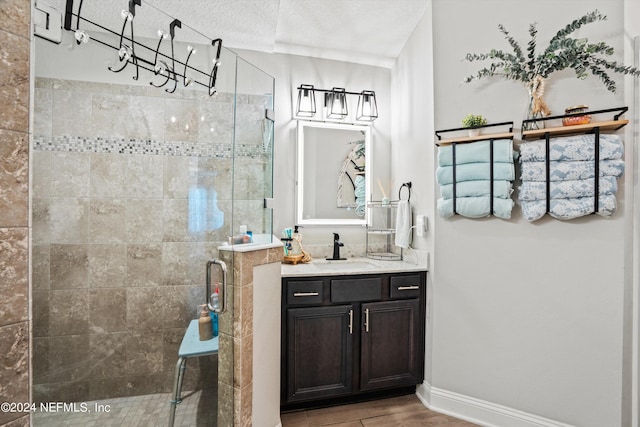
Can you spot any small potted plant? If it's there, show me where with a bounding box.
[461,114,488,136]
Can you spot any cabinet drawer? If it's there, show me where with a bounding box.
[287,280,323,305]
[390,275,422,299]
[331,277,382,302]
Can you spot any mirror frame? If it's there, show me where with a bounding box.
[296,120,372,226]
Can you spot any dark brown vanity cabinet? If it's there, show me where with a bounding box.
[281,271,426,409]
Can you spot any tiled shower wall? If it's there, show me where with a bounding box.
[0,0,30,426]
[31,77,270,402]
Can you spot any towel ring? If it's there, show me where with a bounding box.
[398,182,412,202]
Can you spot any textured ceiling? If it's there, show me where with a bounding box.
[146,0,430,68]
[52,0,429,68]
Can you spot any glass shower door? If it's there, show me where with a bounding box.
[231,56,275,241]
[30,2,271,425]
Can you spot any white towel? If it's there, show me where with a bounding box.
[395,200,412,249]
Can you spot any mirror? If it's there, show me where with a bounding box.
[296,121,371,225]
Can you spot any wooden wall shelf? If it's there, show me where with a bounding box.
[436,132,514,146]
[521,119,629,141]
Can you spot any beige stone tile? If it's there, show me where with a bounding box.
[89,288,127,333]
[87,376,129,401]
[31,197,50,244]
[0,130,28,226]
[0,322,28,425]
[125,331,163,375]
[33,380,90,404]
[126,199,164,243]
[88,244,127,288]
[0,0,30,39]
[89,198,127,243]
[32,337,49,384]
[50,152,90,197]
[32,291,49,337]
[91,94,130,139]
[126,155,163,199]
[48,198,90,243]
[0,31,28,133]
[163,199,193,242]
[217,381,234,427]
[197,156,233,200]
[198,98,234,144]
[50,243,89,289]
[129,95,165,140]
[126,288,164,331]
[0,227,28,325]
[164,156,198,199]
[88,333,127,379]
[162,328,184,372]
[48,334,90,383]
[126,244,162,287]
[233,334,253,389]
[160,285,205,330]
[240,284,253,338]
[34,87,52,137]
[52,89,92,137]
[32,244,50,291]
[165,98,199,142]
[217,332,233,387]
[31,151,51,198]
[49,289,90,336]
[90,153,128,198]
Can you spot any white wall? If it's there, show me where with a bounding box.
[393,1,631,426]
[623,2,640,426]
[232,49,391,248]
[252,262,282,427]
[390,2,435,384]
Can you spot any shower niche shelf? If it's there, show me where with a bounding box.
[366,201,402,261]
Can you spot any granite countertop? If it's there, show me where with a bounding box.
[281,257,427,277]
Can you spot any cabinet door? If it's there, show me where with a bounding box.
[286,305,354,402]
[360,299,421,391]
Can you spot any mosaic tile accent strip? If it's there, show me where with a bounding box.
[33,135,268,158]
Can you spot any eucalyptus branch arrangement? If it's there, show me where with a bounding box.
[462,10,640,122]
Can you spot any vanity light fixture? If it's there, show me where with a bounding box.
[296,84,317,117]
[356,90,378,121]
[326,87,348,119]
[295,84,378,122]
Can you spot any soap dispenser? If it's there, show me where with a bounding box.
[198,304,213,341]
[290,225,302,256]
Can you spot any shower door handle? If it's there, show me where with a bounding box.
[206,259,228,314]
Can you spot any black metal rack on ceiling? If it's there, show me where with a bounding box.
[520,106,629,215]
[435,122,515,216]
[64,0,222,95]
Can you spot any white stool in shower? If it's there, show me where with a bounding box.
[168,319,219,427]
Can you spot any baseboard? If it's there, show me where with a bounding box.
[416,382,574,427]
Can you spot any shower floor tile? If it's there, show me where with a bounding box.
[32,389,217,427]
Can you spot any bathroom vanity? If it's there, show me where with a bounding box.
[280,260,427,410]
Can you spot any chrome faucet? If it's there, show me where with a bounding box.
[327,233,346,260]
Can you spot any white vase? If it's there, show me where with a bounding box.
[468,128,480,137]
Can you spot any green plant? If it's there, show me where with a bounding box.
[463,10,640,92]
[461,114,488,128]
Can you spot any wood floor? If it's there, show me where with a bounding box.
[280,394,479,426]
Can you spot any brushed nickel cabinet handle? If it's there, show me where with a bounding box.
[397,285,420,291]
[293,292,319,297]
[348,309,353,335]
[364,308,369,333]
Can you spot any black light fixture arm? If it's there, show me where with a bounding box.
[296,86,363,96]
